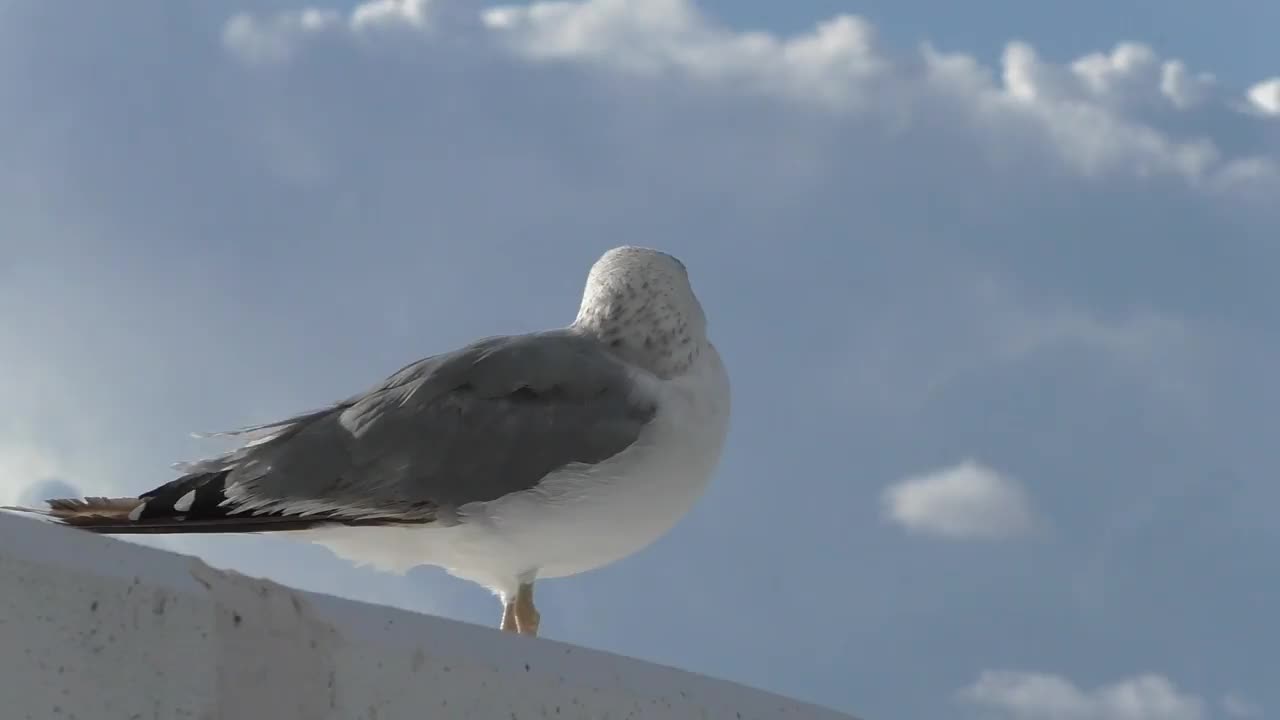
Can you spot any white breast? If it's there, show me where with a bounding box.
[303,343,732,600]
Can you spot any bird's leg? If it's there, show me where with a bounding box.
[500,600,518,633]
[513,582,540,637]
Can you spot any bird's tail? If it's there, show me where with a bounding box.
[3,471,403,534]
[9,496,151,529]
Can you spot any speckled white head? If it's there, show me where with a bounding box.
[572,246,708,378]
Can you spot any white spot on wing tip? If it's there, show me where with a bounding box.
[173,490,197,513]
[127,502,146,522]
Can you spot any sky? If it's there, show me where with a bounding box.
[1,1,1278,719]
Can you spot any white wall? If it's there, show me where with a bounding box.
[0,513,859,719]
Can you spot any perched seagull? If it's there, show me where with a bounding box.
[4,246,730,637]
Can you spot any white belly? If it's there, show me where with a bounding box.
[303,344,731,600]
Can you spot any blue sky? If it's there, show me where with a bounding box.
[2,1,1278,719]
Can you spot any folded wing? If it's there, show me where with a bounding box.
[17,330,657,533]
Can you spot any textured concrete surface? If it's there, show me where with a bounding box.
[0,512,859,720]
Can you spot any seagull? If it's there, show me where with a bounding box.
[4,246,730,637]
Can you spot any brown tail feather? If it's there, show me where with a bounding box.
[45,496,144,519]
[3,496,144,525]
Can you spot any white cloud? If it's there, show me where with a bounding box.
[972,282,1198,402]
[351,0,432,31]
[1064,43,1215,112]
[882,460,1036,540]
[990,42,1222,181]
[1159,60,1215,110]
[830,276,1200,418]
[1247,78,1280,116]
[223,9,342,64]
[0,443,61,505]
[961,671,1205,720]
[483,0,885,106]
[1222,693,1262,718]
[223,0,434,63]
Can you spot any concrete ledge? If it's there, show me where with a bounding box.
[0,512,857,719]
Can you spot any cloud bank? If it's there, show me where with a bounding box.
[224,0,1280,195]
[961,671,1205,720]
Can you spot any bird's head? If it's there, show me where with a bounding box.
[573,246,708,377]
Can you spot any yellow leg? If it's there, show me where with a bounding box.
[500,601,518,633]
[513,582,540,637]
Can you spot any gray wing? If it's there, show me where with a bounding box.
[43,330,656,531]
